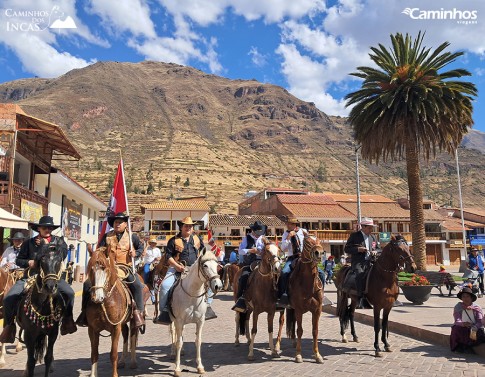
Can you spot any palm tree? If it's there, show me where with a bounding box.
[345,32,477,270]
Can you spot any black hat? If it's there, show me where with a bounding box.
[108,212,129,227]
[458,287,477,302]
[29,216,60,232]
[249,220,267,234]
[8,232,26,241]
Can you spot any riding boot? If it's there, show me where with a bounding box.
[205,305,217,320]
[276,293,290,309]
[61,316,77,335]
[75,289,90,327]
[231,297,247,313]
[155,310,172,325]
[356,296,372,310]
[132,309,145,328]
[0,324,16,344]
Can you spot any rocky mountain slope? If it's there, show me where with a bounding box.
[0,61,483,216]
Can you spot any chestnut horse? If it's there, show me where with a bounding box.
[86,247,138,377]
[286,233,324,363]
[138,253,170,318]
[222,263,239,291]
[335,234,416,357]
[17,245,65,377]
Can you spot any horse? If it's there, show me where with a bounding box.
[286,233,324,363]
[235,238,284,360]
[170,249,222,377]
[16,245,64,377]
[335,234,416,357]
[86,247,138,377]
[0,268,24,364]
[222,263,239,291]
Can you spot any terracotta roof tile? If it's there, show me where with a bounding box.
[338,202,410,219]
[209,214,286,227]
[281,203,354,219]
[276,194,337,205]
[141,200,209,211]
[326,193,395,203]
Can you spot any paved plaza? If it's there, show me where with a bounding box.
[1,282,485,376]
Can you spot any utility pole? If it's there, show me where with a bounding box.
[355,144,362,230]
[455,149,467,272]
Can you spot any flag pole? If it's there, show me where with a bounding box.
[119,151,136,274]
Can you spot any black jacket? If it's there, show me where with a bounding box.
[344,231,378,268]
[16,235,68,276]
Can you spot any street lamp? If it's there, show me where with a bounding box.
[455,149,467,272]
[355,144,362,229]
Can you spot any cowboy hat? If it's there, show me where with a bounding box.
[177,216,196,227]
[107,212,129,227]
[360,217,378,227]
[148,236,158,244]
[249,220,267,234]
[285,217,299,224]
[8,232,26,241]
[458,287,477,302]
[29,216,60,232]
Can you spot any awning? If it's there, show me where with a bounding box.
[0,208,29,229]
[471,239,485,246]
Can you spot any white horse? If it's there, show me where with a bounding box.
[0,332,23,365]
[169,249,222,377]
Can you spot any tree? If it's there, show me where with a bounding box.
[183,178,190,187]
[345,32,476,270]
[316,162,327,182]
[158,179,163,191]
[147,182,154,195]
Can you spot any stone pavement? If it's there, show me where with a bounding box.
[1,280,485,376]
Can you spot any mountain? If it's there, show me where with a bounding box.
[0,61,484,216]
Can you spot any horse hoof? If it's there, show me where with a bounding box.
[315,355,324,364]
[295,355,303,363]
[174,370,181,377]
[271,351,280,358]
[341,338,348,343]
[353,337,359,343]
[248,354,254,361]
[118,361,125,369]
[130,362,137,369]
[375,351,383,358]
[385,347,393,352]
[197,367,205,374]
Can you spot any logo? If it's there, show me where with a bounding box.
[402,7,478,24]
[5,5,77,32]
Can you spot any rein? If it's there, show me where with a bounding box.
[374,239,414,274]
[179,257,218,299]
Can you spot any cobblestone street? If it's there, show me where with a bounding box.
[1,290,485,376]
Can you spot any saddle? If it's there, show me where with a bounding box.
[166,267,191,317]
[341,263,373,295]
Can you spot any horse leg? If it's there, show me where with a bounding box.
[382,307,392,352]
[350,300,359,343]
[174,323,184,377]
[222,266,229,291]
[16,328,24,352]
[170,323,176,360]
[234,312,240,346]
[44,330,57,377]
[118,324,128,369]
[195,320,205,374]
[0,342,5,365]
[275,310,285,353]
[110,325,122,377]
[312,310,324,363]
[268,310,279,358]
[295,311,304,363]
[245,312,251,344]
[248,311,259,361]
[373,307,383,358]
[129,325,138,369]
[24,336,36,377]
[88,327,99,377]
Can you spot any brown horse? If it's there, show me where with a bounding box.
[286,233,324,363]
[86,247,138,377]
[222,263,239,291]
[236,238,284,360]
[335,234,416,357]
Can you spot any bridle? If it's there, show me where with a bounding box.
[179,255,220,299]
[89,252,117,300]
[36,252,63,292]
[300,238,321,265]
[256,244,281,290]
[375,238,414,274]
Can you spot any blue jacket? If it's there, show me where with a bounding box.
[468,253,484,273]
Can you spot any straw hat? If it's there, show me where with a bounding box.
[148,236,158,244]
[177,216,196,227]
[360,217,378,227]
[286,217,299,224]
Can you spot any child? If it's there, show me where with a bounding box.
[324,256,336,284]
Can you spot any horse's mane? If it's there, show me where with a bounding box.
[199,249,217,264]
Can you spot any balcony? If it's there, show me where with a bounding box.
[11,183,48,217]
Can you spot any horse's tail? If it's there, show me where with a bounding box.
[337,292,351,331]
[34,335,47,364]
[286,308,295,339]
[239,312,247,336]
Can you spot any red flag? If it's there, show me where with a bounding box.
[98,159,128,245]
[207,229,221,257]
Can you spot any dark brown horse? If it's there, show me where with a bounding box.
[235,238,284,360]
[86,247,138,377]
[223,263,240,291]
[335,234,416,357]
[286,233,324,363]
[16,246,64,377]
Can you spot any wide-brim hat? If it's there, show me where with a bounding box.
[107,212,129,227]
[286,217,299,224]
[8,231,26,241]
[30,216,60,232]
[249,220,267,233]
[148,236,158,244]
[177,216,196,227]
[360,217,378,227]
[458,287,477,302]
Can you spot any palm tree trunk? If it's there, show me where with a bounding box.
[405,142,427,271]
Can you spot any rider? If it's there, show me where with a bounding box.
[0,216,77,344]
[155,216,217,325]
[344,217,379,309]
[276,217,326,308]
[0,232,26,270]
[231,220,267,313]
[143,236,162,303]
[75,212,146,328]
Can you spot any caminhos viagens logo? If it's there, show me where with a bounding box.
[402,7,478,24]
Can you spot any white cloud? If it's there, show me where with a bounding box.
[248,46,267,67]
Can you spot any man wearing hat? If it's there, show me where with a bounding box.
[76,212,146,328]
[0,232,25,270]
[143,236,162,302]
[467,248,484,298]
[155,216,217,324]
[232,220,268,312]
[0,216,77,344]
[344,217,380,309]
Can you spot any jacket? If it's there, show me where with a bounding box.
[344,231,378,268]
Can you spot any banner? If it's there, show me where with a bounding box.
[62,196,82,240]
[98,159,128,244]
[21,199,43,223]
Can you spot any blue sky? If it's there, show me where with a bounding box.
[0,0,484,132]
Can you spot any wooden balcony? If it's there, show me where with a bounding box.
[10,183,48,217]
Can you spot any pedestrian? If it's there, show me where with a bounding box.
[344,217,379,309]
[155,217,217,324]
[0,216,77,344]
[143,236,162,303]
[325,256,336,284]
[0,232,26,270]
[450,287,485,353]
[467,248,484,298]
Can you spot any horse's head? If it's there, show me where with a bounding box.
[302,233,323,264]
[199,249,223,294]
[260,237,281,274]
[386,235,416,273]
[87,247,112,303]
[37,244,63,295]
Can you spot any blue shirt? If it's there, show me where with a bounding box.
[468,253,484,273]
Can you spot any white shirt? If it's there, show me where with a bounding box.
[0,246,20,269]
[280,228,306,257]
[238,233,265,263]
[144,246,162,264]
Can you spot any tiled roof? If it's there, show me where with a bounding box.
[338,202,410,219]
[326,193,395,203]
[422,209,446,221]
[441,219,472,231]
[276,194,337,205]
[210,214,286,227]
[141,200,209,211]
[281,203,355,219]
[464,208,485,217]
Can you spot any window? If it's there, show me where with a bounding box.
[397,223,404,232]
[93,224,96,235]
[87,223,90,233]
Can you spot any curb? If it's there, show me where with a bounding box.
[322,304,450,348]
